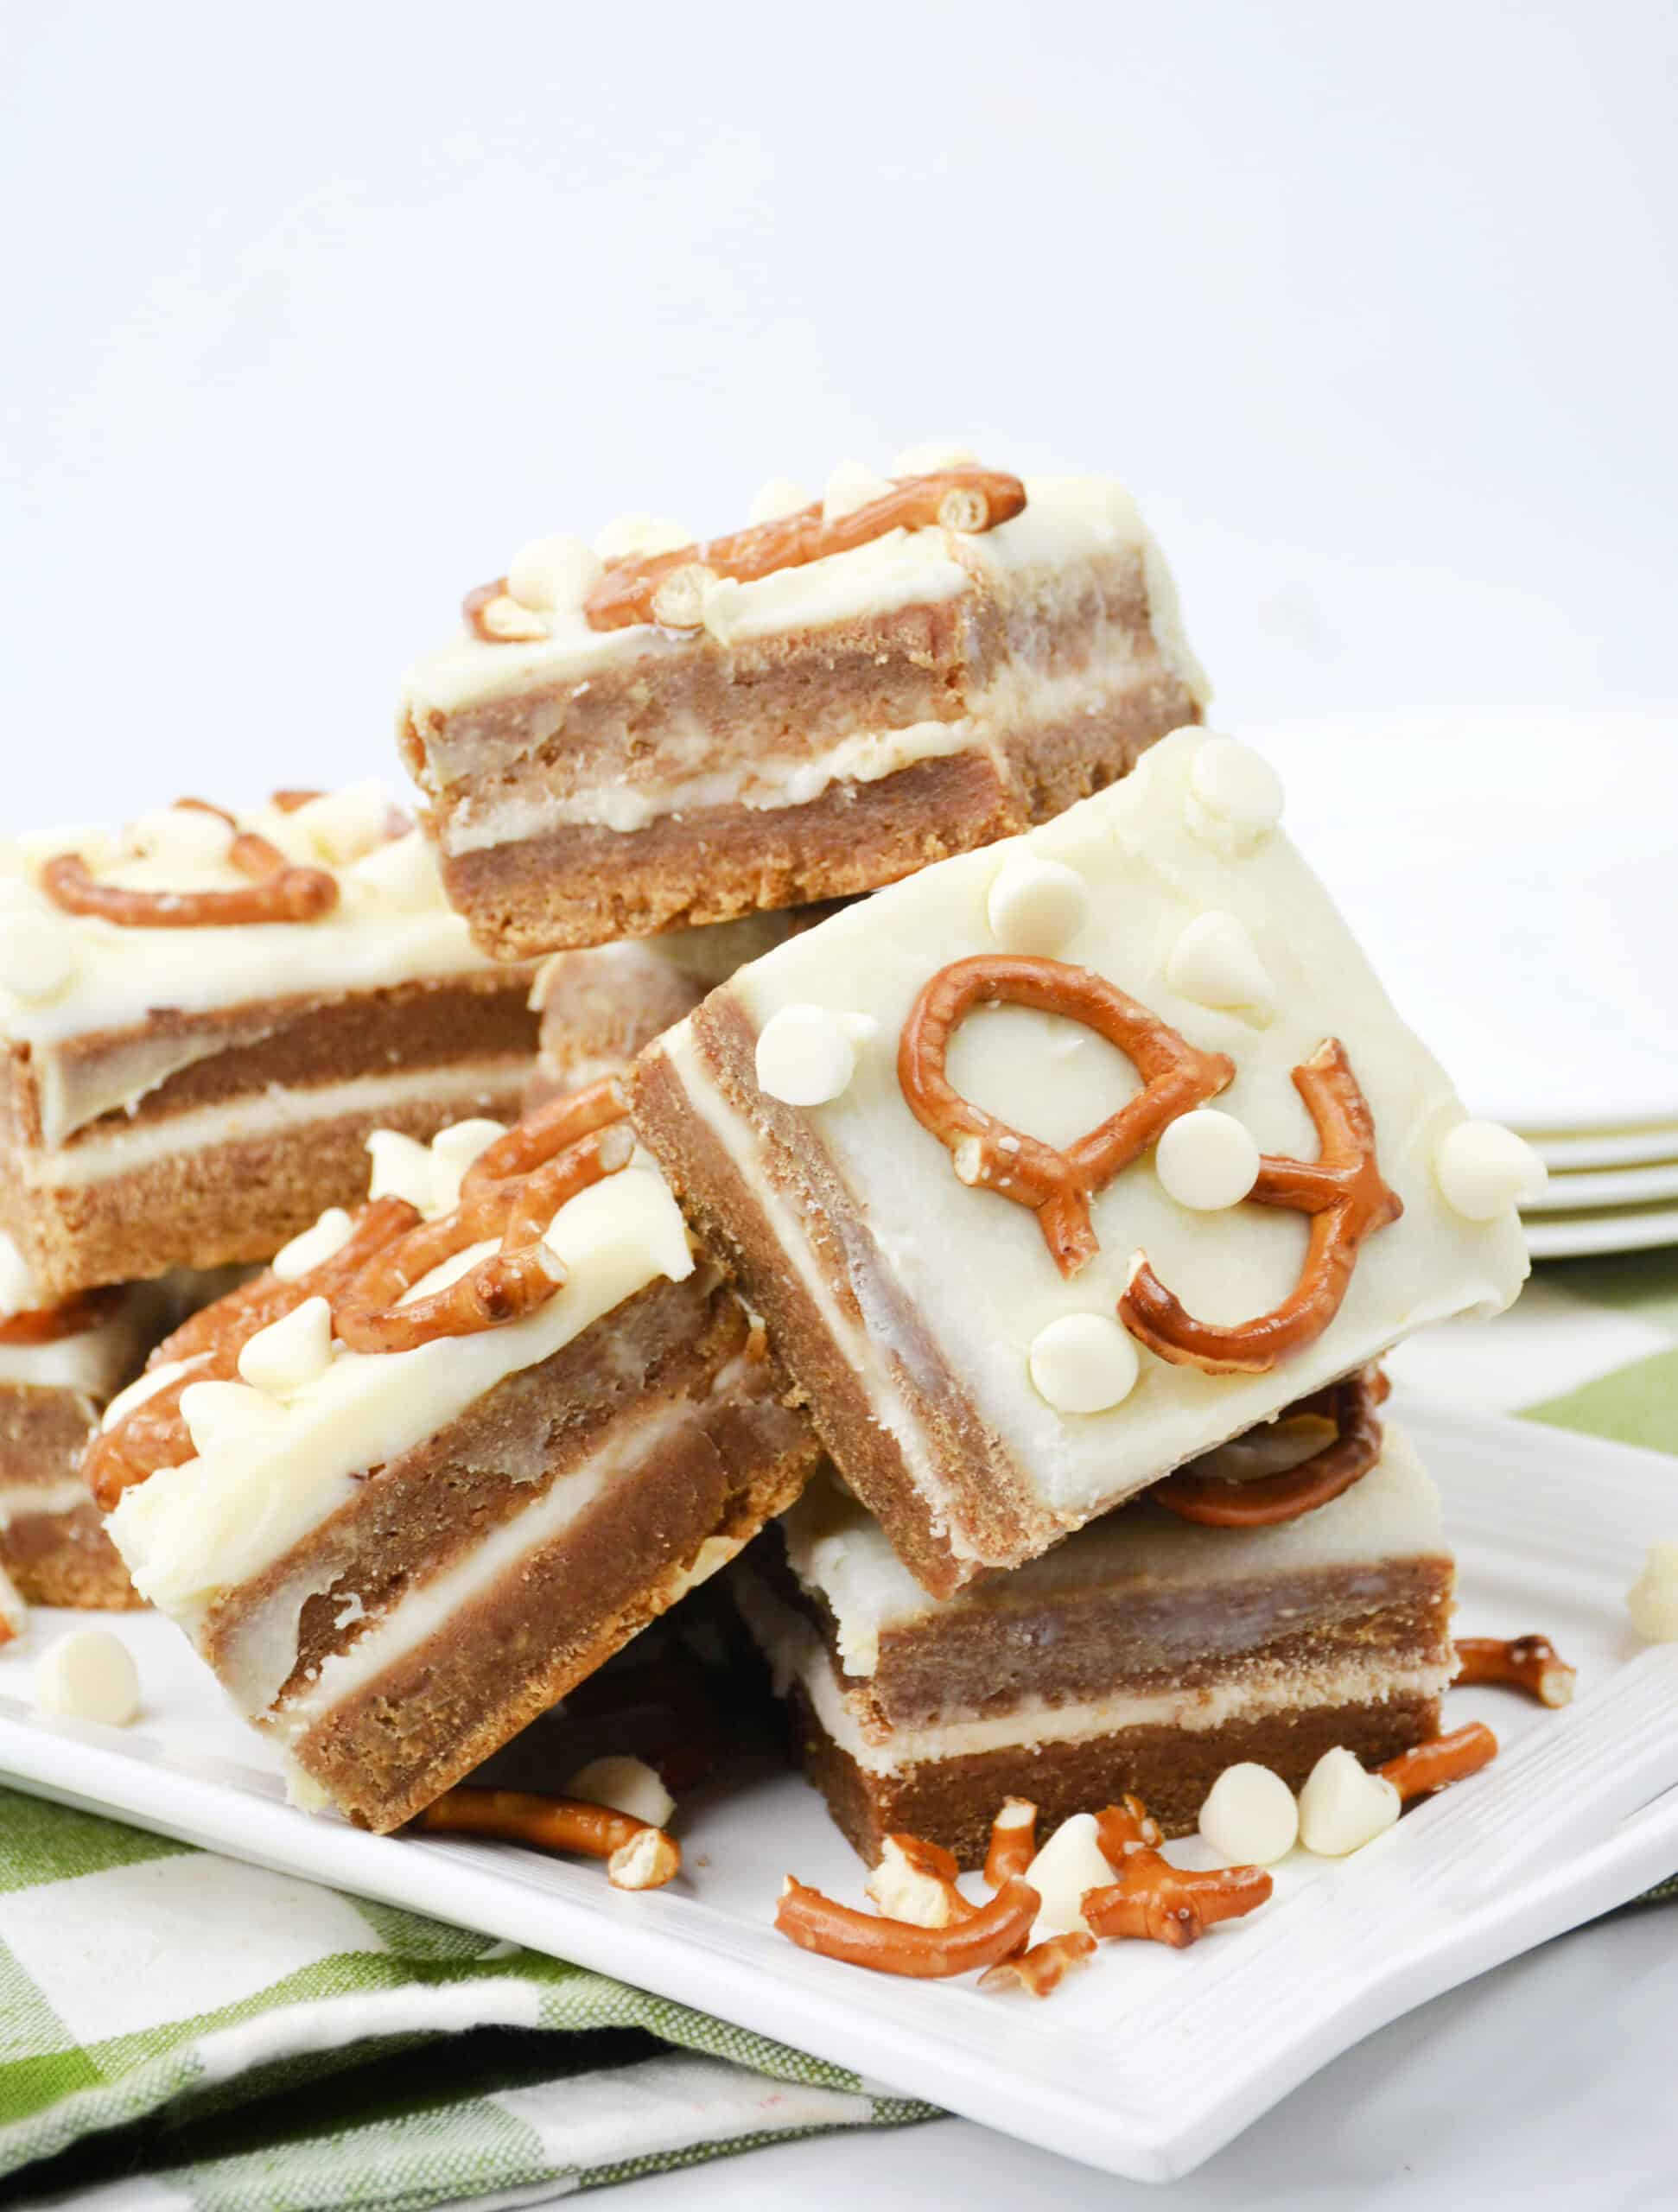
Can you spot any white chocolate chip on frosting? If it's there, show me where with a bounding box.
[594,514,692,563]
[1022,1813,1116,1940]
[1027,1313,1140,1414]
[891,441,981,477]
[429,1118,508,1211]
[1434,1121,1547,1220]
[1297,1746,1400,1855]
[986,853,1090,956]
[1155,1109,1262,1211]
[1185,735,1285,850]
[365,1129,438,1212]
[289,781,398,868]
[180,1378,288,1459]
[506,534,603,613]
[35,1628,140,1727]
[346,828,440,914]
[1198,1762,1300,1865]
[748,476,813,524]
[823,460,894,524]
[1627,1541,1678,1641]
[0,917,78,1006]
[124,804,235,870]
[271,1208,354,1282]
[754,1004,877,1107]
[238,1297,334,1398]
[1166,910,1275,1021]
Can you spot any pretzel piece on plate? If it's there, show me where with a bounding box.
[1379,1722,1497,1803]
[776,1873,1039,1979]
[1453,1635,1575,1707]
[899,956,1235,1276]
[1121,1039,1402,1374]
[1081,1853,1272,1948]
[413,1785,680,1889]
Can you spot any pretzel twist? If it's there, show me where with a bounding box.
[333,1119,633,1355]
[1120,1040,1402,1374]
[1148,1365,1389,1528]
[42,797,339,929]
[776,1874,1039,1979]
[1379,1722,1498,1803]
[461,1076,630,1198]
[0,1287,124,1346]
[84,1198,421,1510]
[569,468,1028,635]
[899,957,1236,1276]
[413,1785,680,1889]
[1452,1634,1576,1708]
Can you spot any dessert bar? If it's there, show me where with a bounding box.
[94,1091,818,1831]
[398,455,1206,957]
[635,728,1529,1595]
[736,1384,1454,1866]
[1,786,542,1300]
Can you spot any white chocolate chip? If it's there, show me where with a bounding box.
[238,1297,334,1398]
[1023,1813,1116,1940]
[506,533,603,613]
[179,1379,288,1459]
[429,1118,507,1211]
[822,459,894,524]
[1198,1763,1300,1865]
[1627,1541,1678,1641]
[346,829,441,914]
[1297,1747,1401,1856]
[0,1562,27,1644]
[289,781,396,868]
[594,513,692,563]
[365,1129,437,1212]
[475,592,550,642]
[565,1754,676,1830]
[1155,1109,1262,1211]
[747,476,812,524]
[0,917,78,1005]
[753,1005,876,1107]
[986,852,1089,956]
[271,1207,355,1282]
[1166,910,1274,1020]
[0,1233,35,1319]
[1434,1121,1547,1220]
[100,1356,197,1431]
[125,804,235,870]
[1027,1313,1140,1414]
[650,563,716,630]
[890,441,980,477]
[35,1628,139,1726]
[863,1836,963,1929]
[1186,735,1285,849]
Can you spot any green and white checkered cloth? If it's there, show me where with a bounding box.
[3,1248,1675,2208]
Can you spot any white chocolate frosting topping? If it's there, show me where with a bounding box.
[0,785,513,1056]
[678,728,1527,1535]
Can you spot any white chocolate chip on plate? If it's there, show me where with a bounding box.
[1435,1121,1547,1220]
[1155,1109,1262,1211]
[35,1628,140,1727]
[1027,1313,1140,1414]
[1022,1813,1116,1940]
[1297,1746,1400,1856]
[565,1754,676,1831]
[986,853,1089,956]
[1627,1541,1678,1641]
[1198,1762,1300,1865]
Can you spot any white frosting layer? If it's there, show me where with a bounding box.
[107,1160,695,1613]
[0,1476,99,1525]
[737,1568,1452,1773]
[778,1422,1441,1676]
[0,788,508,1058]
[676,729,1527,1545]
[402,474,1204,737]
[0,1287,161,1398]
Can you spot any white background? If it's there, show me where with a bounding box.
[4,3,1676,2203]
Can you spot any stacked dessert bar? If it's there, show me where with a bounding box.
[2,784,543,1605]
[60,456,1533,1873]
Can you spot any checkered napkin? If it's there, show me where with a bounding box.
[3,1248,1675,2208]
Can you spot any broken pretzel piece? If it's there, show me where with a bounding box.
[1094,1795,1164,1865]
[413,1785,681,1890]
[979,1931,1096,1999]
[1149,1366,1387,1529]
[1378,1721,1498,1804]
[984,1796,1039,1888]
[1082,1852,1273,1948]
[776,1874,1039,1980]
[1453,1635,1575,1708]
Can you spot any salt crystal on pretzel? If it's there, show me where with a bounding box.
[635,728,1529,1595]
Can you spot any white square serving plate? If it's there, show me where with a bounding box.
[2,1397,1675,2185]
